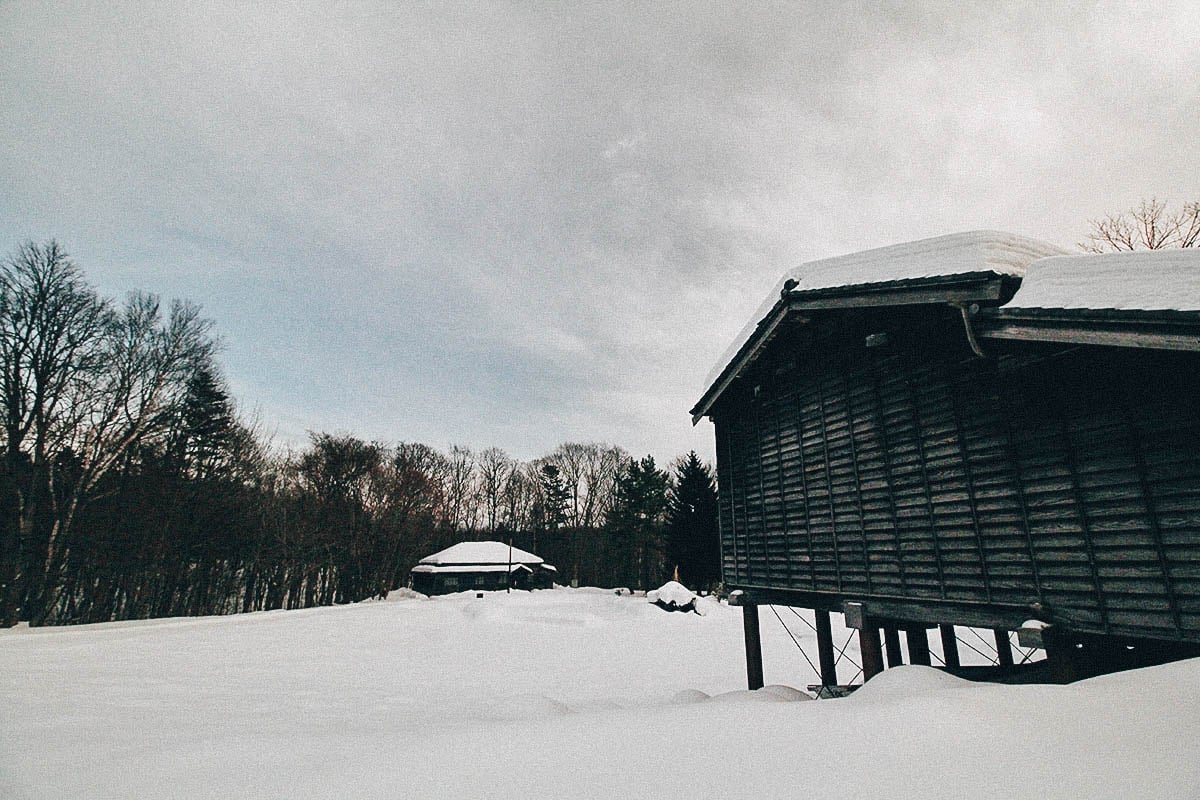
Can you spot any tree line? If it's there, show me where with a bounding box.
[1,241,720,626]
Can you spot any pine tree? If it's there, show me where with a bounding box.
[606,456,670,590]
[666,452,720,591]
[531,462,569,554]
[171,364,237,479]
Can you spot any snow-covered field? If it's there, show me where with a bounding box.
[2,588,1199,799]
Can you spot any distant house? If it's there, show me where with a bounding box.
[692,233,1200,686]
[410,541,557,595]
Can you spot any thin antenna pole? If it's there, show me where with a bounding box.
[507,538,513,593]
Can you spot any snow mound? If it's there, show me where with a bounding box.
[670,688,711,705]
[647,581,699,612]
[760,684,814,702]
[848,666,972,702]
[383,587,426,601]
[476,693,574,722]
[708,684,814,704]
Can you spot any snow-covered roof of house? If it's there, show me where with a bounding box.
[1000,249,1200,312]
[417,541,547,567]
[694,231,1067,419]
[410,562,533,574]
[781,230,1065,293]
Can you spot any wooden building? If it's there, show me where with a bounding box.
[691,234,1200,685]
[410,541,557,595]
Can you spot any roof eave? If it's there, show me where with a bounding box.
[980,307,1200,351]
[690,273,1014,423]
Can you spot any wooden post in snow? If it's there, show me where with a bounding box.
[994,629,1014,669]
[859,624,884,682]
[742,604,765,690]
[815,609,838,687]
[939,624,961,670]
[1043,627,1077,684]
[905,626,932,666]
[883,624,904,668]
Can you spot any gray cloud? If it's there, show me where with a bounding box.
[2,1,1198,462]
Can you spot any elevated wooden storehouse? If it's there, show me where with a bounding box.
[410,541,557,595]
[691,233,1200,685]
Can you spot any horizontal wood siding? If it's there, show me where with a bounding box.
[712,310,1200,643]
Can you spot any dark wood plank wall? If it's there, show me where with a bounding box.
[713,308,1200,642]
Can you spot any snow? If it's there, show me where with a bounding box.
[3,589,1199,799]
[702,231,1067,398]
[409,562,531,574]
[784,230,1066,293]
[647,580,699,609]
[1003,249,1200,312]
[418,540,546,566]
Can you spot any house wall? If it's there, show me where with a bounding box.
[410,568,548,595]
[712,305,1200,643]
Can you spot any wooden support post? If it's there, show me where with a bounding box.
[742,604,765,690]
[883,624,904,668]
[905,626,931,666]
[815,609,838,687]
[859,624,884,682]
[994,629,1014,669]
[1043,628,1077,684]
[939,624,961,670]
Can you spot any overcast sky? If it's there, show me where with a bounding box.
[2,1,1197,464]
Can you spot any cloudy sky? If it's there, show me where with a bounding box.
[2,1,1197,463]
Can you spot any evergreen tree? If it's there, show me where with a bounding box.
[666,451,720,590]
[531,462,569,555]
[606,455,669,590]
[175,365,236,475]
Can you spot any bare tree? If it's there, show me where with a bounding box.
[1080,198,1200,252]
[1,242,107,626]
[441,445,478,535]
[502,465,536,537]
[477,447,514,536]
[36,295,213,622]
[0,242,215,624]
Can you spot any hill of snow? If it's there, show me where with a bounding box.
[2,588,1198,799]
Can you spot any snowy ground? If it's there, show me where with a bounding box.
[2,588,1199,799]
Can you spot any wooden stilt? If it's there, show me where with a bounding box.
[905,626,931,666]
[994,629,1014,669]
[1043,628,1077,684]
[815,609,838,686]
[939,624,961,670]
[859,624,884,682]
[742,604,764,690]
[883,624,904,668]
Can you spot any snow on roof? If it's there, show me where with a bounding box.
[1002,249,1200,312]
[788,230,1065,293]
[703,231,1067,392]
[410,563,532,574]
[418,541,545,567]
